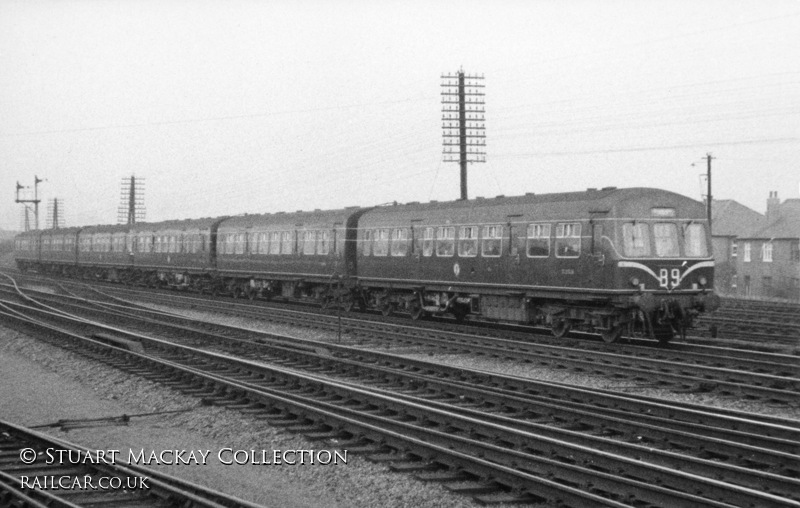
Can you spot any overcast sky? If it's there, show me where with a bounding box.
[1,0,798,231]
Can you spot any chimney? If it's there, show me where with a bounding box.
[766,191,780,222]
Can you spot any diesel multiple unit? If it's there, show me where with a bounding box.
[14,187,719,343]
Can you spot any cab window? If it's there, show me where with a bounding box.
[654,223,679,257]
[362,230,372,256]
[622,223,651,257]
[684,223,708,257]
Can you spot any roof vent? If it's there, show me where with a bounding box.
[587,188,597,192]
[495,195,505,199]
[601,186,617,191]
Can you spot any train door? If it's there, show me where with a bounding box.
[506,215,525,285]
[587,213,609,289]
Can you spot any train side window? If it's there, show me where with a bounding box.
[317,230,330,255]
[555,223,581,258]
[482,225,503,257]
[302,230,316,255]
[267,232,279,255]
[653,223,679,257]
[436,226,455,257]
[683,223,708,257]
[362,230,372,256]
[373,229,389,256]
[391,228,409,256]
[280,231,293,255]
[622,223,651,257]
[458,226,478,257]
[422,227,434,257]
[527,224,551,257]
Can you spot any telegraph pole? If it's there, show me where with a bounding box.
[15,176,45,231]
[441,69,486,200]
[706,153,713,235]
[118,175,146,224]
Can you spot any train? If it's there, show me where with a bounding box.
[13,186,720,343]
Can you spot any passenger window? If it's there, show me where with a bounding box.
[362,230,372,256]
[391,228,409,256]
[269,232,280,254]
[654,223,679,257]
[373,229,389,256]
[422,227,434,257]
[622,223,651,257]
[317,230,330,255]
[482,225,503,257]
[458,226,478,257]
[555,223,581,258]
[302,230,316,255]
[527,224,550,257]
[436,226,455,257]
[280,231,293,255]
[684,223,708,257]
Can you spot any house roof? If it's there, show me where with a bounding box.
[711,199,764,237]
[738,198,800,240]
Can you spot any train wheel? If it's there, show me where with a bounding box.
[246,287,256,300]
[653,324,674,345]
[601,325,622,343]
[410,304,423,321]
[232,287,242,299]
[551,319,571,338]
[381,303,393,317]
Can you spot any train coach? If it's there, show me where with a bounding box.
[213,207,370,301]
[350,187,719,343]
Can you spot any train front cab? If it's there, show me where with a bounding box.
[604,206,720,342]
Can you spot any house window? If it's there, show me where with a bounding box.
[482,225,503,257]
[743,242,751,262]
[527,223,551,257]
[762,242,773,262]
[555,223,581,258]
[458,226,478,257]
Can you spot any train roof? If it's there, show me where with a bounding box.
[129,216,228,233]
[40,227,83,236]
[218,208,362,231]
[79,224,134,234]
[359,187,706,226]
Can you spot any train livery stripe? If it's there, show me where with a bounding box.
[618,260,715,285]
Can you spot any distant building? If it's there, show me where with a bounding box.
[711,199,764,295]
[732,192,800,300]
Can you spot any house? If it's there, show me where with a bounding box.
[733,192,800,300]
[710,199,763,295]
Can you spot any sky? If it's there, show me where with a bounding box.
[1,0,798,231]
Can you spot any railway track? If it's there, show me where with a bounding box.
[9,278,797,405]
[0,419,265,508]
[1,275,799,507]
